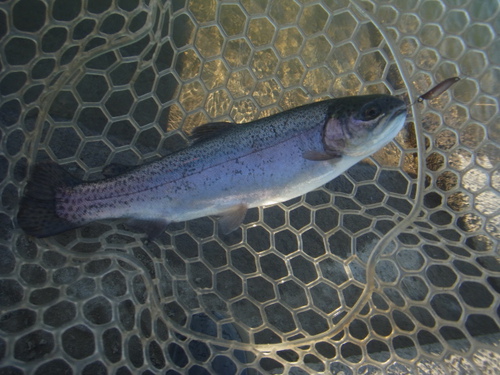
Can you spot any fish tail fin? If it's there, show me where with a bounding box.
[17,162,82,238]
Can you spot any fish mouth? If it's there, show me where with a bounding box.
[362,104,407,154]
[385,105,407,128]
[394,106,407,117]
[390,101,408,120]
[371,104,406,138]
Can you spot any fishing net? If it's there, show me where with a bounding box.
[1,0,499,373]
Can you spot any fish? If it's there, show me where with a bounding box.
[17,94,407,239]
[414,77,460,104]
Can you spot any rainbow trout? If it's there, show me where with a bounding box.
[18,95,407,238]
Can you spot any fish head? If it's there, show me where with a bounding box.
[324,95,407,158]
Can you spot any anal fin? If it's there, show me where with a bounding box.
[218,204,248,235]
[126,218,169,240]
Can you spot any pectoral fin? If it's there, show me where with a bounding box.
[218,204,248,234]
[125,218,169,240]
[303,150,342,161]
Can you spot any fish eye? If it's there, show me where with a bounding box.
[362,105,381,121]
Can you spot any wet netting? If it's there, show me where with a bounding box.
[1,0,499,374]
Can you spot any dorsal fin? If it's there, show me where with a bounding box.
[190,122,237,143]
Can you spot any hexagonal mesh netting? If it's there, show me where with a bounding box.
[1,0,499,373]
